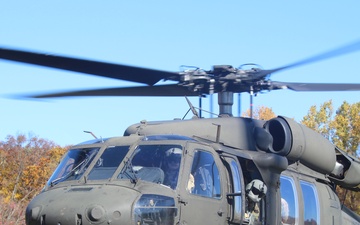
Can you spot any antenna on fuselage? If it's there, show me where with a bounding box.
[184,96,199,119]
[84,130,98,139]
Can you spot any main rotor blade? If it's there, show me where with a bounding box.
[21,84,199,98]
[257,39,360,77]
[0,47,179,85]
[271,81,360,92]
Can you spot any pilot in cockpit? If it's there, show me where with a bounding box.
[163,148,182,189]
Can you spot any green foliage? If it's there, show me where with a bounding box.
[301,100,334,140]
[301,100,360,155]
[332,102,360,153]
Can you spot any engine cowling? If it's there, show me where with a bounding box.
[264,116,336,175]
[328,148,360,188]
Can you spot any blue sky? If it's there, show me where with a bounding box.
[1,1,360,146]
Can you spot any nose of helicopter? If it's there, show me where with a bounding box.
[26,185,140,225]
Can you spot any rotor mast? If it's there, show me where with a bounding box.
[218,91,233,116]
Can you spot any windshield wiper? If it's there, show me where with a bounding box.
[50,158,87,186]
[120,157,138,184]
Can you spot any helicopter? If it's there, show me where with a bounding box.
[1,40,360,225]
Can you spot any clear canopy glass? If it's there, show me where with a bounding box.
[47,147,100,186]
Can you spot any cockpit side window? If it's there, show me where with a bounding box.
[87,146,130,180]
[300,180,320,225]
[280,175,298,225]
[190,150,221,199]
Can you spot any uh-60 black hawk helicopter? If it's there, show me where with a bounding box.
[1,40,360,225]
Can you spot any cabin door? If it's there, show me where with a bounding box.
[178,143,228,225]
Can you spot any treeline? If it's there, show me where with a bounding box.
[0,135,68,225]
[301,100,360,213]
[0,100,359,224]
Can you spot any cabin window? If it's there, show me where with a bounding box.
[190,150,221,199]
[87,146,130,180]
[300,181,320,225]
[280,176,298,225]
[230,159,243,223]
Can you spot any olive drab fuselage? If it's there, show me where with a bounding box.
[26,116,360,225]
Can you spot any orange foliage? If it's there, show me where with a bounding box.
[0,134,68,225]
[242,105,277,120]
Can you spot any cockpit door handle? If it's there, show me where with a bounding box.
[177,196,188,205]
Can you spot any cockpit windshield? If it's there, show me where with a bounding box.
[46,142,183,189]
[87,146,130,180]
[47,147,100,186]
[118,144,183,189]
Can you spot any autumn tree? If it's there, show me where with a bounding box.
[301,100,335,140]
[242,105,277,120]
[301,100,360,213]
[0,134,68,225]
[332,102,360,154]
